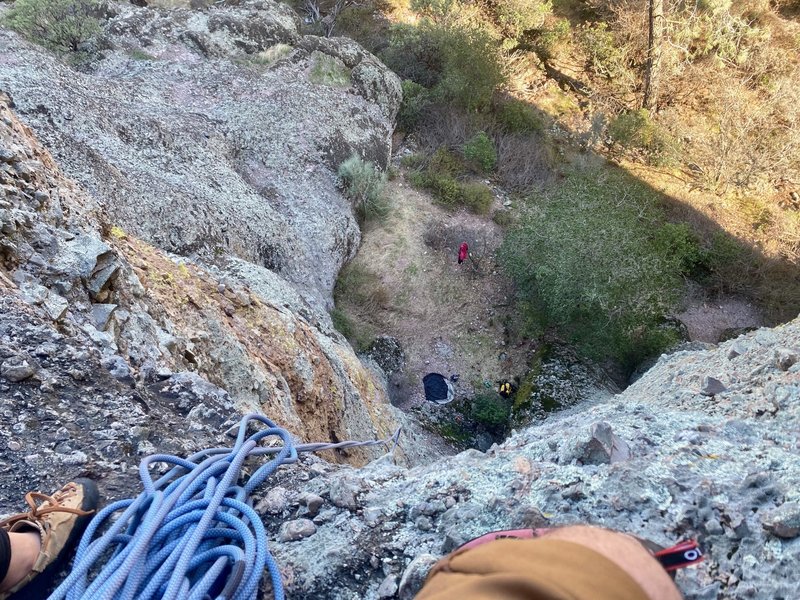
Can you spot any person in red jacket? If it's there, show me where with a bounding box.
[458,242,469,265]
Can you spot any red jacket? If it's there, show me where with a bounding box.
[458,242,469,262]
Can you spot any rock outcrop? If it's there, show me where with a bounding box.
[249,319,799,600]
[0,0,402,310]
[0,90,424,476]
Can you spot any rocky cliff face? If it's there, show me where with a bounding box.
[1,3,798,600]
[0,0,430,472]
[251,319,799,600]
[0,87,427,485]
[0,0,401,311]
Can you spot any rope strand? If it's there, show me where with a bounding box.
[48,414,401,600]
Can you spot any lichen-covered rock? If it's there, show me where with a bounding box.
[0,0,401,311]
[253,319,800,600]
[0,92,431,470]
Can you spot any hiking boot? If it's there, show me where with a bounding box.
[0,478,99,599]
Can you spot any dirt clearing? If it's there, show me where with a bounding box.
[336,175,533,409]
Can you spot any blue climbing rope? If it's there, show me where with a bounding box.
[48,413,401,600]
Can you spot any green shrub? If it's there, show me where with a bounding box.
[470,393,511,428]
[331,308,375,352]
[338,155,390,224]
[579,22,625,80]
[493,0,552,40]
[381,23,446,88]
[428,147,465,176]
[651,223,705,276]
[400,153,427,169]
[334,262,389,313]
[436,24,506,111]
[533,17,571,61]
[492,208,514,227]
[398,80,431,131]
[495,99,543,133]
[410,170,463,207]
[498,170,686,369]
[461,182,494,214]
[462,132,497,172]
[4,0,102,54]
[608,109,678,166]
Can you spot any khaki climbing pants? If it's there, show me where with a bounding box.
[415,538,650,600]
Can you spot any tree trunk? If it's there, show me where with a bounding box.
[643,0,664,111]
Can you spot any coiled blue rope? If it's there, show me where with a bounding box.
[48,413,401,600]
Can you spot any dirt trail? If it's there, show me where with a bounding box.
[342,175,533,409]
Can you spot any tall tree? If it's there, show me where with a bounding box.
[643,0,664,111]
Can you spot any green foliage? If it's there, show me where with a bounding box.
[705,232,745,266]
[579,22,625,80]
[4,0,102,54]
[408,148,493,214]
[498,170,687,368]
[398,80,431,131]
[492,208,514,227]
[460,182,494,214]
[128,48,155,61]
[338,155,390,224]
[400,152,428,170]
[608,109,678,166]
[462,131,497,172]
[496,99,544,133]
[651,223,705,276]
[533,17,571,61]
[331,308,375,352]
[334,262,389,313]
[382,21,505,112]
[310,53,351,86]
[493,0,552,40]
[381,24,445,88]
[409,169,462,206]
[436,24,505,110]
[470,393,511,428]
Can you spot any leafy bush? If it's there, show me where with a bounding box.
[397,80,431,132]
[338,155,390,224]
[4,0,102,54]
[436,24,505,111]
[331,308,375,352]
[495,99,543,133]
[492,208,514,227]
[334,262,389,313]
[651,222,705,276]
[608,109,678,166]
[460,182,494,214]
[382,21,505,112]
[493,0,552,40]
[408,169,462,206]
[498,170,687,369]
[462,131,497,172]
[407,149,494,214]
[579,22,626,80]
[381,23,446,88]
[470,393,511,428]
[533,17,571,61]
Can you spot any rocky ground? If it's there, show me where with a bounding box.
[253,319,800,600]
[0,0,401,311]
[0,79,429,471]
